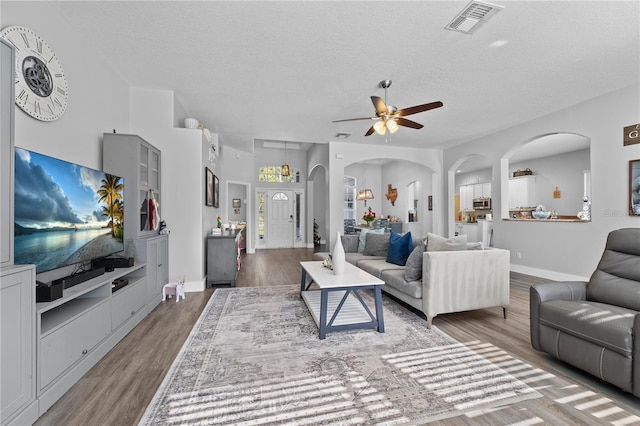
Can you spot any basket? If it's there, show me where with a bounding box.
[513,168,533,177]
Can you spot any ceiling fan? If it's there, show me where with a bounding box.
[333,80,443,137]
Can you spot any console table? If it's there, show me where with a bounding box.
[206,228,244,287]
[299,261,385,339]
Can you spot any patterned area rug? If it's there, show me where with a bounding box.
[140,286,540,425]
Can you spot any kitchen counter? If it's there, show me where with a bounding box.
[503,218,587,223]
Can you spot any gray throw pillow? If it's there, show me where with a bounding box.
[358,228,384,253]
[363,232,390,257]
[404,243,425,281]
[426,232,468,252]
[341,235,359,253]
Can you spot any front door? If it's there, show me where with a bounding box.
[267,190,294,248]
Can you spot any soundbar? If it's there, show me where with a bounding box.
[52,266,106,289]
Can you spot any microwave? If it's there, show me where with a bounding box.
[473,198,492,210]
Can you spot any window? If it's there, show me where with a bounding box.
[258,166,298,183]
[272,192,289,201]
[258,192,265,239]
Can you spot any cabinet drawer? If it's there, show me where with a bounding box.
[40,301,110,390]
[111,278,147,330]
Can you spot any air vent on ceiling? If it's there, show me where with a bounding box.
[445,0,504,34]
[335,132,351,139]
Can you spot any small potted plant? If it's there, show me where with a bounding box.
[362,207,376,227]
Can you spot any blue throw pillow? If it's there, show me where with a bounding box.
[386,231,413,266]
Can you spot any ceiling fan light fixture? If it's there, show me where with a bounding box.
[374,120,386,135]
[386,119,399,133]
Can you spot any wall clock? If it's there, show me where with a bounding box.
[0,25,68,121]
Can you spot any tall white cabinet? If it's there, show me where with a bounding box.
[103,133,169,310]
[1,37,39,426]
[135,235,169,309]
[1,38,14,266]
[1,265,38,425]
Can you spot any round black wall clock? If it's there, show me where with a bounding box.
[0,25,68,121]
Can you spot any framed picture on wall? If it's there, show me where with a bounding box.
[205,167,214,207]
[213,174,220,208]
[630,159,640,216]
[232,198,241,208]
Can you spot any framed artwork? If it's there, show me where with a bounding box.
[428,195,433,211]
[232,198,241,208]
[213,174,220,208]
[205,167,214,206]
[630,159,640,216]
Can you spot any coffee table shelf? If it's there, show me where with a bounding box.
[301,290,373,327]
[299,261,385,339]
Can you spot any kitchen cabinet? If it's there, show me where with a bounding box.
[461,223,480,242]
[509,176,537,209]
[459,185,474,211]
[459,182,491,211]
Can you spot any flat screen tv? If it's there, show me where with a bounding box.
[14,147,124,274]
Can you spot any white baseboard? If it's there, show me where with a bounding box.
[510,263,589,282]
[183,278,205,293]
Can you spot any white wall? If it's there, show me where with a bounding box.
[444,85,640,280]
[381,160,434,236]
[129,88,212,291]
[307,143,329,247]
[3,2,130,282]
[2,2,129,170]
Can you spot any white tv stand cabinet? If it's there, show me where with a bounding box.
[35,264,148,416]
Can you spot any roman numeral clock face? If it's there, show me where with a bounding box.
[0,26,68,121]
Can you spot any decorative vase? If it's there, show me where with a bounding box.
[332,231,345,276]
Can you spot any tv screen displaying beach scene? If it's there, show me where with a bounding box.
[14,147,124,274]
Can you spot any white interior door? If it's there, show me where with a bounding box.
[267,190,294,248]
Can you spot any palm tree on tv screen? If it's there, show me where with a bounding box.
[98,174,124,238]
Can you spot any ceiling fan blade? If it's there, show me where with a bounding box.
[332,117,375,123]
[397,101,443,117]
[371,96,388,116]
[396,117,424,129]
[364,126,376,136]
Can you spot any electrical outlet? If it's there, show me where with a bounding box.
[517,252,522,259]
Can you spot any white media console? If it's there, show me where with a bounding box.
[35,264,148,415]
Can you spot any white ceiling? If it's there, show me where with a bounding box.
[48,1,639,153]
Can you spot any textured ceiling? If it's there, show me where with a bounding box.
[48,1,639,153]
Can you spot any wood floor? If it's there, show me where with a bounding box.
[34,248,640,425]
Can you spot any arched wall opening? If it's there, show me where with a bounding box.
[500,133,591,221]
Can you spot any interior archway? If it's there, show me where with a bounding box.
[500,133,591,221]
[447,154,493,239]
[345,158,436,236]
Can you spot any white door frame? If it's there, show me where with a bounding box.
[225,180,253,254]
[256,187,306,249]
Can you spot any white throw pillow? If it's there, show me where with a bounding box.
[425,233,468,251]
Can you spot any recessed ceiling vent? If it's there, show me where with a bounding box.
[445,0,504,34]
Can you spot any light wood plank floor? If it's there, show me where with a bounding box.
[35,248,640,425]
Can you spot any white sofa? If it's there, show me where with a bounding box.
[315,233,510,328]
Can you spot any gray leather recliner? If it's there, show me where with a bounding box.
[530,228,640,397]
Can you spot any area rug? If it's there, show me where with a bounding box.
[140,286,540,425]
